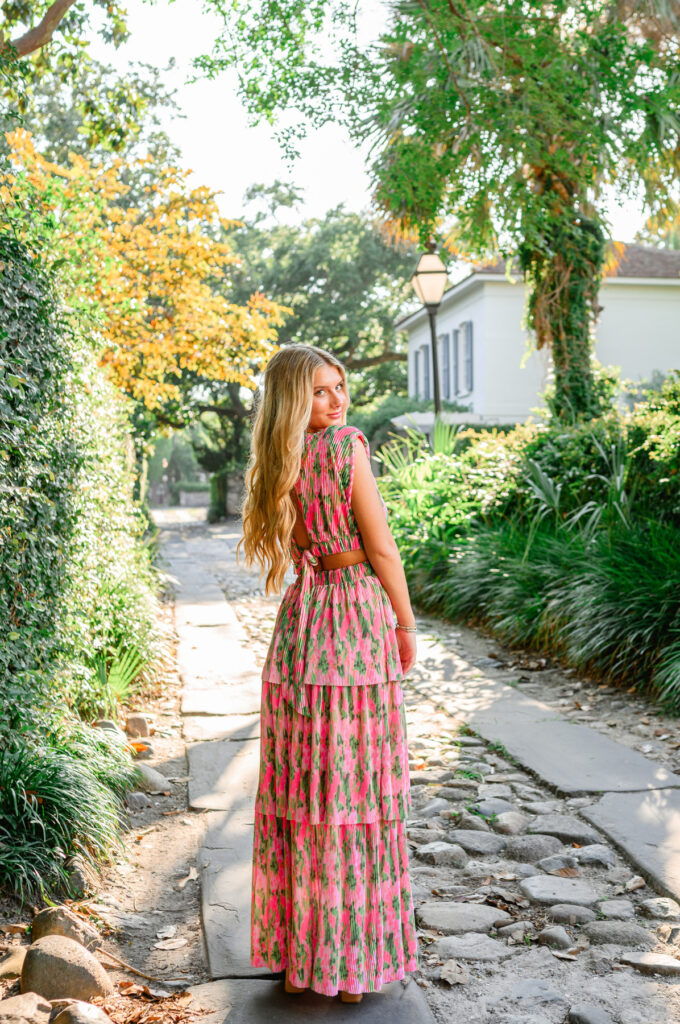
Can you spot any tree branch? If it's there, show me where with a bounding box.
[6,0,78,57]
[346,351,407,370]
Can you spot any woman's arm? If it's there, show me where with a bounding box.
[351,438,416,629]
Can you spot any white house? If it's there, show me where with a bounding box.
[396,243,680,428]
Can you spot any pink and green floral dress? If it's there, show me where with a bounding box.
[250,423,419,996]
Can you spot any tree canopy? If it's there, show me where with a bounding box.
[192,0,680,419]
[228,183,417,404]
[5,130,287,412]
[1,2,177,155]
[2,1,128,60]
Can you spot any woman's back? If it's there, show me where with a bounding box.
[263,423,402,698]
[293,424,386,556]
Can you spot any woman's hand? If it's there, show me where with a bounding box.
[396,628,417,675]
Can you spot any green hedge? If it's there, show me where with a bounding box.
[0,233,167,898]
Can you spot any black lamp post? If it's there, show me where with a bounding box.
[411,241,448,419]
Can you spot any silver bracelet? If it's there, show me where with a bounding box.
[396,622,417,632]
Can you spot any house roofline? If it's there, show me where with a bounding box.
[601,276,680,288]
[394,271,509,331]
[395,270,680,331]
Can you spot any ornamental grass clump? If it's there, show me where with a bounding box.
[0,730,137,902]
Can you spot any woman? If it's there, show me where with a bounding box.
[237,343,419,1002]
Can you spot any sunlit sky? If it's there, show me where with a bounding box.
[90,0,647,244]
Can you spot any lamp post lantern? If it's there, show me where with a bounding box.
[411,241,448,419]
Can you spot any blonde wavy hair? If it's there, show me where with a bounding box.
[236,344,349,594]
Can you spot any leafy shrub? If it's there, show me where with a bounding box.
[380,395,680,709]
[626,370,680,524]
[168,478,210,505]
[348,393,471,455]
[376,422,536,555]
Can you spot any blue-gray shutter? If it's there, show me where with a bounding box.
[464,321,474,391]
[422,343,430,400]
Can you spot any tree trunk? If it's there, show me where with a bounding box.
[520,211,606,420]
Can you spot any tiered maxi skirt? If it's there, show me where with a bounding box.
[250,561,419,996]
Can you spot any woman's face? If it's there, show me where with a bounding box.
[307,364,349,432]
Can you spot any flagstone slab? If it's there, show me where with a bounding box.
[183,714,260,743]
[464,680,680,795]
[198,828,266,978]
[188,977,437,1021]
[416,902,511,934]
[177,628,258,688]
[175,599,241,629]
[582,789,680,903]
[181,685,261,718]
[188,738,260,812]
[518,875,600,906]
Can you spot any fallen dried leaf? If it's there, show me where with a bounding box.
[551,950,578,961]
[554,867,580,877]
[177,867,199,891]
[440,959,469,985]
[152,938,187,951]
[626,875,646,891]
[95,989,206,1024]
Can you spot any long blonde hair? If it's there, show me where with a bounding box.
[237,344,348,594]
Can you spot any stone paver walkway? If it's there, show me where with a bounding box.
[155,509,680,1024]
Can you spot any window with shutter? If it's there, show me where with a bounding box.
[452,329,459,395]
[414,348,420,397]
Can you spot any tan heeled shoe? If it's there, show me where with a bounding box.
[339,991,363,1003]
[284,967,305,994]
